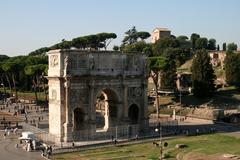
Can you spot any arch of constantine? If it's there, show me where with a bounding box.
[47,49,148,142]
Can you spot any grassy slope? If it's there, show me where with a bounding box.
[52,134,240,160]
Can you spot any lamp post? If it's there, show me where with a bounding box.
[179,88,182,105]
[155,125,163,160]
[179,87,182,121]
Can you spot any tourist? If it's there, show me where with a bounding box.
[13,127,18,134]
[3,132,6,139]
[41,147,45,157]
[48,145,53,157]
[32,140,36,150]
[196,128,199,135]
[135,134,139,140]
[7,129,10,136]
[114,139,118,145]
[72,141,75,148]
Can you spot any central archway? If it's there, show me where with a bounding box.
[95,88,119,130]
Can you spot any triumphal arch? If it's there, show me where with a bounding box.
[48,49,148,142]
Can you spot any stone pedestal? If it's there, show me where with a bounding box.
[63,123,73,142]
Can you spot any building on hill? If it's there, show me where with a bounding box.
[151,27,171,43]
[209,51,226,69]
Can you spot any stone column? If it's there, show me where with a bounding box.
[122,82,129,124]
[140,81,149,129]
[88,80,96,133]
[63,76,73,142]
[104,100,109,130]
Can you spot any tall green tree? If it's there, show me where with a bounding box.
[122,41,151,53]
[122,26,138,46]
[29,47,50,56]
[51,40,72,50]
[160,49,177,91]
[225,52,240,87]
[2,56,25,99]
[222,43,226,51]
[195,38,208,49]
[135,31,151,41]
[0,64,6,95]
[227,43,238,52]
[148,56,166,118]
[191,49,216,97]
[0,55,9,95]
[24,64,47,102]
[207,38,216,50]
[152,37,179,55]
[177,35,191,50]
[96,33,117,50]
[121,27,151,53]
[190,33,200,50]
[72,37,88,49]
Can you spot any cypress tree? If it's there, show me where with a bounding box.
[191,49,216,97]
[222,43,226,51]
[225,52,240,87]
[160,49,177,91]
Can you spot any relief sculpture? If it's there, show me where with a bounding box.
[50,55,59,67]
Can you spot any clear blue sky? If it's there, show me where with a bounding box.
[0,0,240,56]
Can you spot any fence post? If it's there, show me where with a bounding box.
[115,126,118,140]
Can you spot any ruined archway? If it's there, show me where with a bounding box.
[73,108,85,131]
[128,104,139,124]
[95,88,119,130]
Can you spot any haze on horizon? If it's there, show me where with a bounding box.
[0,0,239,56]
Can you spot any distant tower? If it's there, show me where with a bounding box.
[151,27,171,43]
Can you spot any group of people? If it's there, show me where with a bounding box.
[3,127,18,139]
[20,139,37,151]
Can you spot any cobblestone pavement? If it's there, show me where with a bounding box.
[0,131,43,160]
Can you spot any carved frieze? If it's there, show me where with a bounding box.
[51,89,57,100]
[50,55,59,68]
[128,87,142,99]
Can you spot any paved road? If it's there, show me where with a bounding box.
[0,134,43,160]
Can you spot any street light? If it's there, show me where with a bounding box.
[179,87,182,105]
[179,87,182,121]
[155,125,163,160]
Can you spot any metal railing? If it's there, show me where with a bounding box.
[21,120,179,146]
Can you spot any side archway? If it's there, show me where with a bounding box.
[128,104,139,124]
[73,108,86,131]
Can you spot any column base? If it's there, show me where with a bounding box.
[63,123,73,142]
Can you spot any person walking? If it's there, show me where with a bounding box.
[3,132,6,139]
